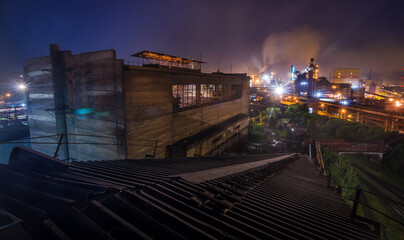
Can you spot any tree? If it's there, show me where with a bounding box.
[329,155,359,198]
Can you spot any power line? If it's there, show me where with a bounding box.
[0,141,168,148]
[330,185,404,207]
[0,133,172,145]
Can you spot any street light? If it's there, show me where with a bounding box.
[17,83,27,91]
[275,86,284,95]
[5,93,11,97]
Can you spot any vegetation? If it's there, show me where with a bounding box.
[322,150,359,198]
[356,170,404,240]
[383,143,404,176]
[307,114,396,142]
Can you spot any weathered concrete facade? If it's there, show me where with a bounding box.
[24,45,249,160]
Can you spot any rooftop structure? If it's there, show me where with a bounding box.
[132,50,204,70]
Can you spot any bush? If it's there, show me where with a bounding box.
[248,123,266,142]
[329,155,359,198]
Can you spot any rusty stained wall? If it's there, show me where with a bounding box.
[123,67,250,159]
[24,56,59,157]
[63,50,126,161]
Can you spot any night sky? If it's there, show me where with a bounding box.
[1,0,404,91]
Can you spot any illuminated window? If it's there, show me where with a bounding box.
[172,84,197,111]
[201,84,216,104]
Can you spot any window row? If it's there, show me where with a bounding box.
[172,84,242,112]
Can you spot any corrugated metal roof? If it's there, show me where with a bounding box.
[0,146,378,239]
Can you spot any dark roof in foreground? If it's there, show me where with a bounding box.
[0,147,378,239]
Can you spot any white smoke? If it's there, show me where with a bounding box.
[262,28,322,76]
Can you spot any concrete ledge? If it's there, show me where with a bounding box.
[174,154,295,184]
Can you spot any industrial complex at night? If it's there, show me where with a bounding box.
[1,1,404,239]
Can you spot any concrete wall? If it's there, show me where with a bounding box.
[25,56,59,157]
[25,45,126,161]
[123,66,249,159]
[63,50,126,161]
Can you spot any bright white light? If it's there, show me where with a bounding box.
[316,92,322,97]
[275,87,284,95]
[262,74,269,81]
[17,83,27,91]
[21,103,26,107]
[396,101,402,107]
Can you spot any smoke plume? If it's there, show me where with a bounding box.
[262,28,322,79]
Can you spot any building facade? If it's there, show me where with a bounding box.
[332,68,360,87]
[24,45,249,161]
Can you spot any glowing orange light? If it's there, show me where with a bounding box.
[5,93,11,97]
[342,109,345,113]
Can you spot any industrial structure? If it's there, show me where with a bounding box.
[24,44,249,161]
[332,68,360,87]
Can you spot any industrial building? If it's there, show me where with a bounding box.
[24,44,249,161]
[332,68,360,87]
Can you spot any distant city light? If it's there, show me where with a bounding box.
[340,100,349,105]
[5,93,11,97]
[316,92,322,97]
[21,103,26,107]
[262,74,269,81]
[389,98,393,101]
[300,82,308,85]
[396,101,402,107]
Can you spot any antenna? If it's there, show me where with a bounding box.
[230,64,232,73]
